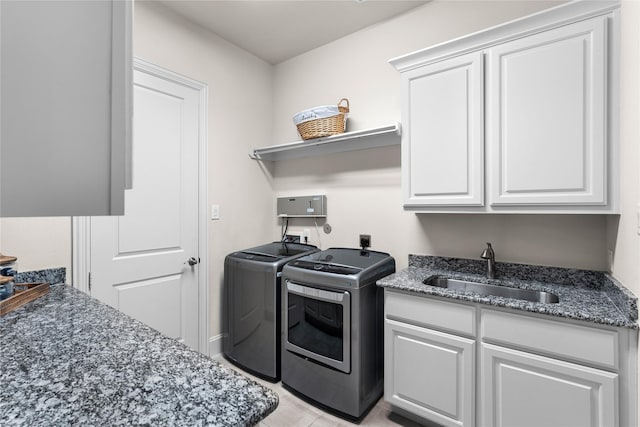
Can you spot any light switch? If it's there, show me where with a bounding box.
[211,204,220,220]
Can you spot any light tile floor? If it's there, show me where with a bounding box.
[213,356,426,426]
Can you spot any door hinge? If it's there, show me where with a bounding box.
[88,272,92,292]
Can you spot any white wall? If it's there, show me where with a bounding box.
[0,217,71,282]
[270,0,611,271]
[610,0,640,312]
[610,0,640,418]
[273,1,565,141]
[133,1,275,338]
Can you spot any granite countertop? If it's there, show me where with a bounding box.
[0,284,278,426]
[378,255,638,329]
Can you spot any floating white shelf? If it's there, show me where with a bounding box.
[249,123,401,161]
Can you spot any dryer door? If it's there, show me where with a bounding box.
[284,280,351,373]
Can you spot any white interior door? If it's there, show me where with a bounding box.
[89,63,201,351]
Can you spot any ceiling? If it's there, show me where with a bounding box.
[156,0,429,64]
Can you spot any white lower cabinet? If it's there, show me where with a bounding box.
[383,290,637,427]
[385,319,475,427]
[480,343,618,427]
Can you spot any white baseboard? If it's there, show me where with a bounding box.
[209,334,223,357]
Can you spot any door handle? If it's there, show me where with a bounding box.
[187,257,199,266]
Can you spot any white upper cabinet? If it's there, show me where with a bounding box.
[401,51,484,206]
[390,1,619,213]
[0,0,132,217]
[488,17,607,207]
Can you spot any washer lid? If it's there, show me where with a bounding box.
[239,241,317,260]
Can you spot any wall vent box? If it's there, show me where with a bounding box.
[277,195,327,217]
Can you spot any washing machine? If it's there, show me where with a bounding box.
[223,241,318,381]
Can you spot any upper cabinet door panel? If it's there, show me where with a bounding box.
[488,16,607,206]
[0,0,132,216]
[402,51,484,206]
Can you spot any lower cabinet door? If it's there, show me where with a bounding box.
[481,343,618,427]
[385,319,475,427]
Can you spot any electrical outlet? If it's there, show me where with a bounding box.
[360,234,371,249]
[303,229,311,243]
[284,234,302,243]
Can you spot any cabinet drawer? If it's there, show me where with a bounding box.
[385,290,475,336]
[481,309,618,370]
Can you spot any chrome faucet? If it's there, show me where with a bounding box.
[480,242,496,279]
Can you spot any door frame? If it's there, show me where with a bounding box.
[72,57,209,355]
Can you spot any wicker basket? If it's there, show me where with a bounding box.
[296,98,349,140]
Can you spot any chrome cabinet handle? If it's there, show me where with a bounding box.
[187,257,199,266]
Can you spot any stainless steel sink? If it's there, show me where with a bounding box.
[423,277,559,304]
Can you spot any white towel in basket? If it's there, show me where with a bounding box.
[292,105,341,125]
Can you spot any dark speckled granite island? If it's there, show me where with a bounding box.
[0,283,278,426]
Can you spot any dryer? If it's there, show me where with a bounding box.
[281,248,395,420]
